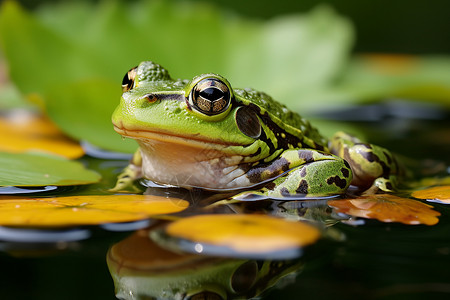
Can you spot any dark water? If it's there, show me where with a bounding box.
[1,103,450,300]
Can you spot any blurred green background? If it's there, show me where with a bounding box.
[16,0,450,54]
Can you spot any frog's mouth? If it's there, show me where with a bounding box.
[113,122,241,150]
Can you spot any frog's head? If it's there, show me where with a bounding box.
[112,61,279,190]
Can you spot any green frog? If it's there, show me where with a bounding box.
[112,61,400,199]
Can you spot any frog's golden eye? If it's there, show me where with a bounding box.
[121,66,137,92]
[188,78,231,116]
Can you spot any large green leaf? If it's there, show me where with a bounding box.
[0,0,353,152]
[45,79,134,153]
[289,55,450,112]
[0,152,101,186]
[341,55,450,104]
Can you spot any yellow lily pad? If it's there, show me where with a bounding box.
[328,194,440,226]
[164,214,321,257]
[0,112,84,159]
[0,195,188,227]
[412,186,450,204]
[108,228,214,275]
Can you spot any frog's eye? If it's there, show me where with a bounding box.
[122,66,137,92]
[188,78,231,117]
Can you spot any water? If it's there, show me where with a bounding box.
[1,103,450,300]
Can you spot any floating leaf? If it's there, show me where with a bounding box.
[0,111,84,158]
[328,194,440,225]
[161,214,321,258]
[0,152,100,186]
[412,186,450,204]
[108,228,228,278]
[0,195,188,227]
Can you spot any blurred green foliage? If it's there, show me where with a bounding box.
[15,0,450,54]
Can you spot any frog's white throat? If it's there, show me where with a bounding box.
[136,139,252,190]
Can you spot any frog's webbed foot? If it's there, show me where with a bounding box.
[362,176,397,195]
[109,149,143,193]
[329,131,400,195]
[109,164,143,193]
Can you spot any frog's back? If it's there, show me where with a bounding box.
[234,88,328,149]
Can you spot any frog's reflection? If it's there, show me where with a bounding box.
[107,225,303,300]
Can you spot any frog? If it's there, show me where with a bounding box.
[111,61,400,199]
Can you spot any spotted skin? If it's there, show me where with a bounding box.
[233,149,353,200]
[329,131,400,193]
[234,130,401,200]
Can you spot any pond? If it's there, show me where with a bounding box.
[1,102,449,300]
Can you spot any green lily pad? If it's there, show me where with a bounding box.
[0,1,352,153]
[0,152,101,187]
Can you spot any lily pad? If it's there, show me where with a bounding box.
[412,186,450,204]
[328,194,440,226]
[0,195,188,227]
[158,214,321,259]
[0,152,100,187]
[0,111,84,159]
[108,228,205,274]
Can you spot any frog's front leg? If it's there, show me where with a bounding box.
[233,149,353,200]
[110,149,143,193]
[329,131,399,193]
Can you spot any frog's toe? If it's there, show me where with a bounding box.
[232,190,269,201]
[110,164,143,193]
[109,178,142,194]
[362,177,396,195]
